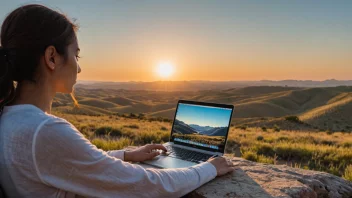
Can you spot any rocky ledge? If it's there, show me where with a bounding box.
[185,157,352,198]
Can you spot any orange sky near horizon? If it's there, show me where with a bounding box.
[2,1,351,82]
[77,36,351,82]
[73,0,351,82]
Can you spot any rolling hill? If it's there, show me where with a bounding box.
[189,124,228,136]
[52,86,352,132]
[173,119,198,134]
[201,127,228,136]
[189,124,213,132]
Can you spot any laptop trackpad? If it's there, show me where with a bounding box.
[143,156,198,169]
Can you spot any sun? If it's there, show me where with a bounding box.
[156,61,174,79]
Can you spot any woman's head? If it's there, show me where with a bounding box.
[0,4,81,108]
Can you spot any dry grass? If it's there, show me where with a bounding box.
[344,165,352,181]
[229,127,352,180]
[52,111,352,181]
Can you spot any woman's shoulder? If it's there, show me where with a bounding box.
[1,104,73,135]
[37,113,83,141]
[42,114,74,130]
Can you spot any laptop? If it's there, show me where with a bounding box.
[142,100,234,169]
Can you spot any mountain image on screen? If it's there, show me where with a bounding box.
[174,119,228,136]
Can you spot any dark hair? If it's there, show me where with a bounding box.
[0,4,79,112]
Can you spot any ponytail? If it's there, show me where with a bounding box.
[0,47,16,114]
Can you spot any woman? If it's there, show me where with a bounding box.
[0,4,235,198]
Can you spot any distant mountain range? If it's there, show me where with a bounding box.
[76,79,352,91]
[174,119,228,136]
[189,124,213,132]
[173,119,198,135]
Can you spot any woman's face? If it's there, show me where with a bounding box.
[54,37,81,93]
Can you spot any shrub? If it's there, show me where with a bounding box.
[277,136,289,142]
[78,124,95,137]
[342,142,352,148]
[136,132,160,145]
[138,113,146,119]
[255,143,275,156]
[328,164,340,176]
[242,150,258,162]
[285,116,301,123]
[163,118,171,123]
[129,113,137,118]
[226,139,240,148]
[320,140,336,146]
[91,137,132,151]
[160,132,170,143]
[257,155,274,164]
[160,126,168,131]
[124,124,140,129]
[273,125,281,132]
[108,128,123,137]
[94,126,112,136]
[235,125,247,130]
[256,135,264,141]
[343,165,352,182]
[148,117,157,122]
[261,127,267,132]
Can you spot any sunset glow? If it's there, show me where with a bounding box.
[156,61,175,79]
[1,1,351,82]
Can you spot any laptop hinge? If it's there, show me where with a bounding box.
[164,142,223,156]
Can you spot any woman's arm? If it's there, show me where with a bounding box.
[106,150,125,161]
[33,117,217,198]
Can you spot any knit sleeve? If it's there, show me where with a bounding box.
[32,117,217,198]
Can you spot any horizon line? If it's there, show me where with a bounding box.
[77,79,352,83]
[177,118,228,128]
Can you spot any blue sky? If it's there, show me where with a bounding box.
[1,1,351,81]
[176,103,232,127]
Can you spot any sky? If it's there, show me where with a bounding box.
[175,103,232,127]
[0,0,351,82]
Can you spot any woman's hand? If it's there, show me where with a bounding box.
[207,156,236,176]
[124,144,167,162]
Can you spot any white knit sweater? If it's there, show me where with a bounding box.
[0,104,217,198]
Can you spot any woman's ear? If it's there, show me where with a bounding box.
[44,45,57,70]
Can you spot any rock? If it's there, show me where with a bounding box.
[125,146,352,197]
[185,157,352,198]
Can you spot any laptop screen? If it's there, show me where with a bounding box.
[170,101,233,153]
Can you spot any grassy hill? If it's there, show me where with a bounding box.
[51,111,352,181]
[79,98,119,108]
[53,86,352,132]
[300,93,352,132]
[50,85,352,181]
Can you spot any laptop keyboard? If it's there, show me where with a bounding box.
[165,145,215,163]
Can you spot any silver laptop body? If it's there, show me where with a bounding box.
[142,100,234,169]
